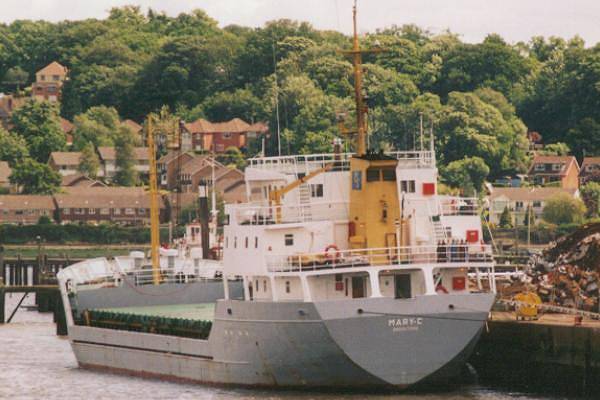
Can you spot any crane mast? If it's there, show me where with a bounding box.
[146,116,161,285]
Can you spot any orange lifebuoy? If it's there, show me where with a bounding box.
[324,244,340,261]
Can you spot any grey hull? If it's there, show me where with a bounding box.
[68,293,495,389]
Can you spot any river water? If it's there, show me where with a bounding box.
[0,294,583,400]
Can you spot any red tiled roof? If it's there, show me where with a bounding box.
[184,118,254,134]
[0,195,55,210]
[489,187,578,202]
[98,146,149,161]
[581,157,600,168]
[49,151,81,166]
[54,187,164,209]
[37,61,68,76]
[528,155,579,176]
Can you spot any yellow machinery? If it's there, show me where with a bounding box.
[514,292,542,320]
[269,164,333,223]
[146,116,161,285]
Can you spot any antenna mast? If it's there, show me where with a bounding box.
[146,116,161,285]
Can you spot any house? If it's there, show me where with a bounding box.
[0,195,55,224]
[580,157,600,185]
[32,61,68,103]
[48,151,82,176]
[0,161,12,190]
[54,187,166,225]
[528,155,580,189]
[487,187,580,225]
[123,119,142,135]
[157,151,196,190]
[0,93,26,129]
[60,118,75,146]
[97,146,149,180]
[61,173,106,188]
[183,118,268,152]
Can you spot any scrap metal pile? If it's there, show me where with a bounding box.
[510,223,600,311]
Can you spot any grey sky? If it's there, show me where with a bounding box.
[3,0,600,44]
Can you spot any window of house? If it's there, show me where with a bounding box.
[310,184,324,198]
[285,281,291,293]
[552,163,562,171]
[74,208,84,215]
[366,168,380,182]
[100,208,110,215]
[53,75,60,81]
[63,208,70,215]
[534,164,544,171]
[515,201,524,210]
[114,208,121,215]
[125,208,135,215]
[15,210,23,215]
[285,234,294,246]
[533,201,542,208]
[222,132,232,139]
[40,75,46,81]
[138,208,146,215]
[382,168,396,181]
[88,208,96,215]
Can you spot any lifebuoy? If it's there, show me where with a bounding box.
[324,244,340,261]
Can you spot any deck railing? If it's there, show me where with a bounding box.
[265,244,494,273]
[438,197,479,216]
[232,201,349,225]
[248,150,435,174]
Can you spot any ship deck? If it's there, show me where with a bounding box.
[94,303,216,322]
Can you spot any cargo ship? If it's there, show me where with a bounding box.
[57,3,496,390]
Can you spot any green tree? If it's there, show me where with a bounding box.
[542,193,586,225]
[0,128,29,166]
[499,206,513,228]
[443,156,490,194]
[9,158,61,194]
[539,142,570,156]
[72,106,122,149]
[3,66,28,91]
[78,142,100,178]
[216,147,246,170]
[113,125,138,186]
[580,182,600,218]
[10,100,65,162]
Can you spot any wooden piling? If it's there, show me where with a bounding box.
[0,287,5,323]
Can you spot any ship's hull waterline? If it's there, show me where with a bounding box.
[67,293,495,390]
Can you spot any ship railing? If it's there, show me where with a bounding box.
[437,196,479,216]
[265,244,494,273]
[248,150,435,174]
[232,201,349,225]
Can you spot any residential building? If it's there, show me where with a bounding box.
[580,157,600,185]
[32,61,68,103]
[48,151,82,176]
[60,118,75,146]
[487,187,580,225]
[183,117,268,152]
[0,93,26,129]
[0,161,12,190]
[97,146,149,180]
[0,195,55,224]
[61,173,106,188]
[157,151,195,190]
[528,155,580,189]
[54,187,166,225]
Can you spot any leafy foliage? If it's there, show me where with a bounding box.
[9,158,61,194]
[542,193,587,225]
[78,142,100,178]
[0,128,29,166]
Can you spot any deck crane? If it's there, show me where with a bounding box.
[268,164,334,223]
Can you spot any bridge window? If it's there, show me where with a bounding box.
[382,168,396,181]
[366,168,380,182]
[285,234,294,246]
[285,281,291,293]
[310,184,323,197]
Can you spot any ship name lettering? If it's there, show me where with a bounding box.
[387,317,423,328]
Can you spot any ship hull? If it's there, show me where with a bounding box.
[67,293,494,390]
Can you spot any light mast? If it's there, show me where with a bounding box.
[146,116,161,285]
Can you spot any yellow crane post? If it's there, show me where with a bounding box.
[146,116,161,285]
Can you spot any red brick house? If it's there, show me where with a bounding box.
[157,151,196,190]
[0,195,55,224]
[528,155,580,189]
[32,61,68,103]
[580,157,600,184]
[183,118,268,152]
[54,187,166,225]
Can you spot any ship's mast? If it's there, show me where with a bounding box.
[341,1,384,156]
[146,116,161,285]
